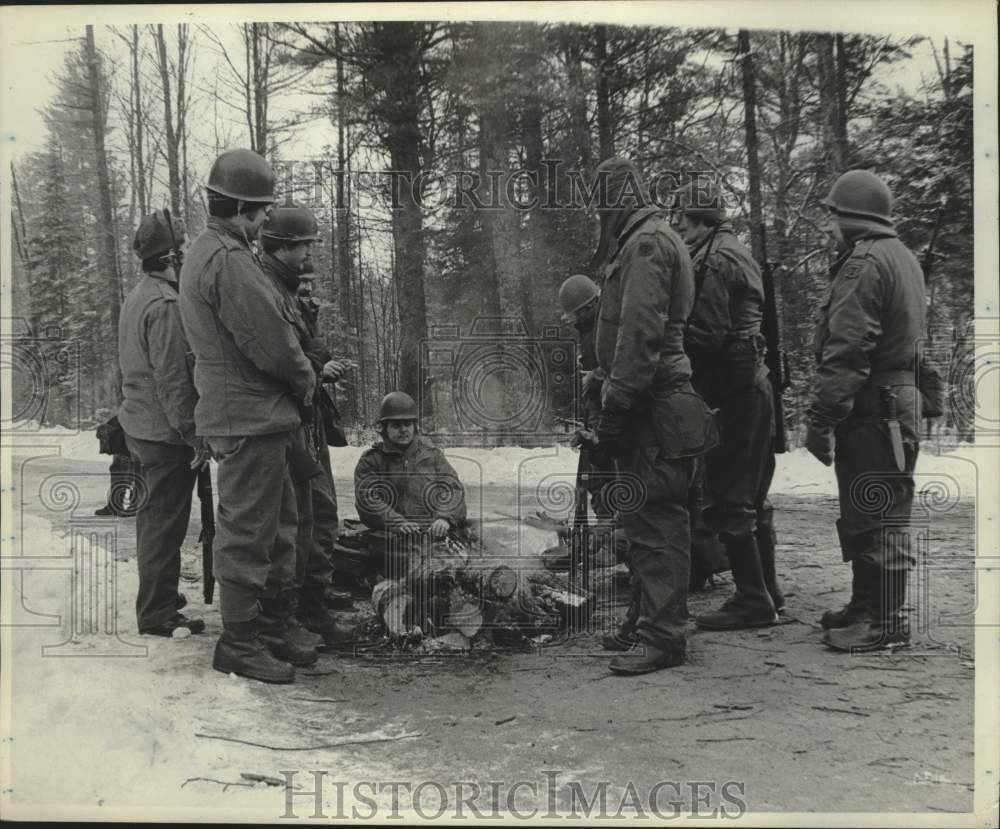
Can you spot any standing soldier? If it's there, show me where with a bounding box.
[589,157,718,675]
[807,170,925,651]
[179,149,318,683]
[118,210,206,636]
[673,180,783,629]
[259,205,349,649]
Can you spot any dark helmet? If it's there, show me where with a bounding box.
[133,209,186,260]
[206,148,275,202]
[672,178,725,223]
[821,170,893,225]
[260,204,319,242]
[558,274,600,322]
[378,391,418,423]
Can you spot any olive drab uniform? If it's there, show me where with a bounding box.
[810,227,925,616]
[118,271,201,633]
[686,221,783,625]
[595,204,718,659]
[179,218,316,628]
[260,252,334,596]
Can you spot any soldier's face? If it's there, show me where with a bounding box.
[680,216,709,246]
[385,420,416,448]
[285,241,313,274]
[821,208,846,248]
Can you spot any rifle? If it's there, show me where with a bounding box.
[760,253,790,453]
[197,464,216,604]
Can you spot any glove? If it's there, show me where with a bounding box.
[571,427,598,450]
[430,518,450,539]
[189,437,212,471]
[805,418,834,466]
[595,408,626,456]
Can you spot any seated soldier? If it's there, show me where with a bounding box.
[354,392,470,552]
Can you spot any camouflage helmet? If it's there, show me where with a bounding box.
[558,274,600,322]
[378,391,418,423]
[206,148,275,202]
[821,170,893,225]
[133,209,186,260]
[260,204,320,242]
[672,178,725,224]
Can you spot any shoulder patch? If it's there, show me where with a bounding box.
[842,261,866,280]
[637,239,655,257]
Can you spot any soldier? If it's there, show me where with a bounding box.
[179,149,318,683]
[259,205,349,649]
[588,157,718,675]
[807,169,925,651]
[354,392,469,544]
[673,180,783,630]
[118,210,206,636]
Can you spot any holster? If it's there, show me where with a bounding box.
[288,426,323,484]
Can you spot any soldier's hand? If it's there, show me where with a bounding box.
[805,420,834,467]
[595,409,626,456]
[190,439,212,471]
[571,428,598,450]
[430,518,450,539]
[322,359,345,382]
[395,520,420,536]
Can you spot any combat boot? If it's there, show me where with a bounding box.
[258,593,319,667]
[608,641,686,675]
[695,533,778,630]
[287,592,325,650]
[324,585,355,610]
[820,559,867,629]
[755,517,785,612]
[300,587,355,650]
[602,576,640,651]
[212,618,295,683]
[822,567,910,652]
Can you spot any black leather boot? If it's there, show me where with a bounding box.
[258,593,319,666]
[300,587,355,649]
[212,618,295,683]
[822,566,910,652]
[602,574,640,651]
[820,559,868,629]
[695,533,778,630]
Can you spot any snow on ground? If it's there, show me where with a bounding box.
[11,420,984,502]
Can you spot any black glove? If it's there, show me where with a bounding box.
[805,416,834,467]
[595,408,627,456]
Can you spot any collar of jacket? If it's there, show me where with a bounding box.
[607,205,663,261]
[688,219,732,259]
[377,434,428,458]
[146,271,179,292]
[207,216,253,249]
[261,251,301,293]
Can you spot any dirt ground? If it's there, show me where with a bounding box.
[8,452,977,816]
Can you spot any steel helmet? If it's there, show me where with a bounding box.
[378,391,418,422]
[558,274,600,322]
[672,179,725,223]
[821,170,893,225]
[260,204,319,242]
[206,148,275,202]
[133,209,186,260]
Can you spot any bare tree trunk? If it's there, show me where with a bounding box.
[816,33,844,175]
[177,24,191,222]
[131,25,148,216]
[563,32,592,175]
[153,24,182,217]
[334,22,356,418]
[594,25,614,162]
[85,25,122,402]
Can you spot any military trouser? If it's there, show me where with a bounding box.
[208,431,298,624]
[834,414,918,573]
[618,445,697,654]
[125,437,197,630]
[107,453,139,512]
[702,379,775,537]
